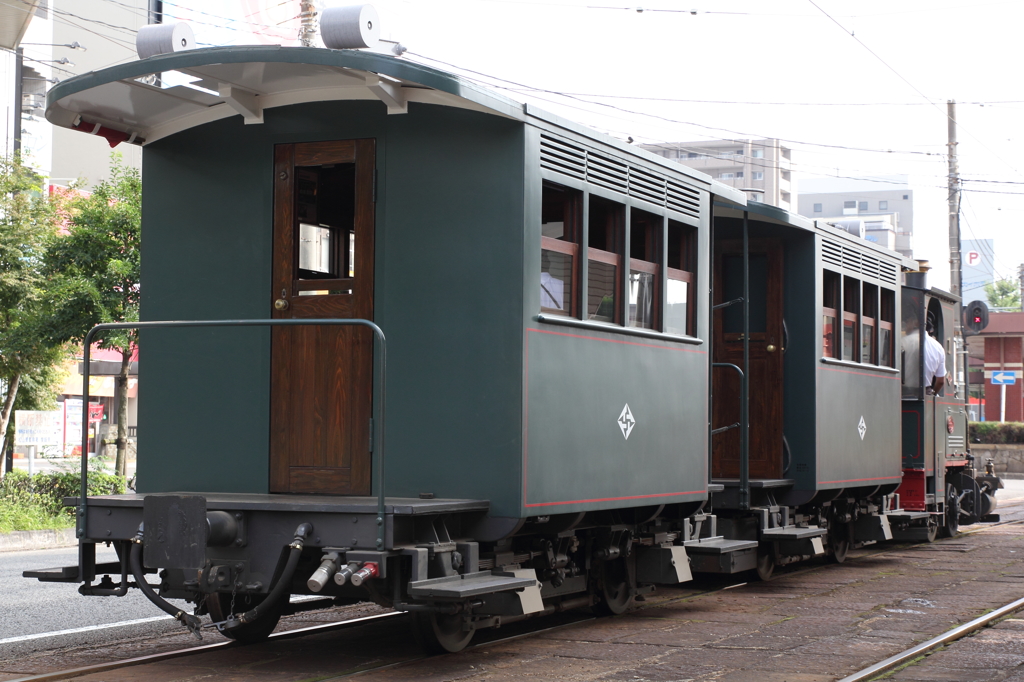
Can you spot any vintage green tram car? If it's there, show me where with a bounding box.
[31,44,739,650]
[25,34,998,651]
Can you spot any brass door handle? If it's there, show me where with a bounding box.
[274,298,289,311]
[766,344,777,353]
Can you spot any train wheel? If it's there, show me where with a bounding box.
[414,611,474,654]
[939,485,960,538]
[594,558,634,616]
[924,517,939,543]
[755,545,775,581]
[827,523,851,564]
[206,592,284,643]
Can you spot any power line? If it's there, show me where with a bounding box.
[407,51,949,159]
[806,0,1023,181]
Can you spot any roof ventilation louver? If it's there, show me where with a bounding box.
[540,134,702,219]
[842,247,861,273]
[540,135,586,180]
[879,261,898,284]
[861,255,880,281]
[666,179,701,218]
[822,239,843,268]
[628,165,665,206]
[587,152,629,194]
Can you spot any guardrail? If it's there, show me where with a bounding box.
[77,318,389,550]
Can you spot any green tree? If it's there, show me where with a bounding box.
[0,154,63,471]
[984,277,1021,310]
[40,154,140,477]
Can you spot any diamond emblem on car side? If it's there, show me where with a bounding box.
[858,416,867,441]
[618,404,636,440]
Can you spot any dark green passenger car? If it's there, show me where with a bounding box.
[32,45,737,650]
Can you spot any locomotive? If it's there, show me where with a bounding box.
[24,25,1001,653]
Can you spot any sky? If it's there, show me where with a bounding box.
[158,1,1024,291]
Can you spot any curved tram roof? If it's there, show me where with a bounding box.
[45,46,527,146]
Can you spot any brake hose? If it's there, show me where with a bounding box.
[129,525,203,639]
[227,522,313,627]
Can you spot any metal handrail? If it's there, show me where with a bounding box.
[77,318,389,551]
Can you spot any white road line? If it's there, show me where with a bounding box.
[0,616,173,645]
[0,595,331,645]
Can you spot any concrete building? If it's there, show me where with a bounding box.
[2,0,157,186]
[797,176,914,259]
[640,139,793,211]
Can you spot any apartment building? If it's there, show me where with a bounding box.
[797,176,914,259]
[640,138,793,211]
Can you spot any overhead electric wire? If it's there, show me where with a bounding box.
[806,0,1023,180]
[407,51,948,159]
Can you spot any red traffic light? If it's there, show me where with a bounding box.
[964,300,989,335]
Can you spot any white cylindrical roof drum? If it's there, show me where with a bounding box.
[136,22,196,59]
[321,4,381,50]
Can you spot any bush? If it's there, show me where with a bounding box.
[969,422,1024,444]
[0,470,126,520]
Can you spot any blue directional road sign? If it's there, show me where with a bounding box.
[992,371,1017,385]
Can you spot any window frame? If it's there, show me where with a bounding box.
[822,269,840,358]
[627,207,663,331]
[587,194,626,325]
[861,282,879,364]
[842,276,860,362]
[540,181,583,317]
[536,169,702,343]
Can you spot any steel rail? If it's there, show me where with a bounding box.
[76,318,389,552]
[4,611,404,682]
[838,594,1024,682]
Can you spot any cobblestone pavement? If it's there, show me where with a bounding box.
[2,492,1022,682]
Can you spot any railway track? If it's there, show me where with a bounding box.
[8,508,1024,682]
[839,593,1024,682]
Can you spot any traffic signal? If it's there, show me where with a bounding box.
[963,300,990,336]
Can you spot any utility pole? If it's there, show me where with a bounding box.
[299,1,318,47]
[948,100,965,398]
[948,100,961,301]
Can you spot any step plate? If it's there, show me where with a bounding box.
[685,538,759,554]
[408,570,538,599]
[761,526,827,541]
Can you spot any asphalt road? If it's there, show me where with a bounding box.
[0,545,188,661]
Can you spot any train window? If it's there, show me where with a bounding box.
[842,276,860,362]
[540,182,582,316]
[666,219,695,336]
[880,289,895,367]
[628,208,662,330]
[862,283,878,364]
[294,164,356,294]
[822,270,840,358]
[588,196,625,323]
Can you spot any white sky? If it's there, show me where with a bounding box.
[162,0,1024,291]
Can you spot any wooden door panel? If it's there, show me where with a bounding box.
[269,139,375,495]
[712,239,784,480]
[294,140,356,166]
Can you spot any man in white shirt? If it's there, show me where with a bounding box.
[923,320,946,394]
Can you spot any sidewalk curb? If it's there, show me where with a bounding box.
[0,528,77,553]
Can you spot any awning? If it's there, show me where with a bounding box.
[0,0,40,50]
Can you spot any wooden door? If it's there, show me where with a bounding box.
[712,239,784,480]
[269,139,375,495]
